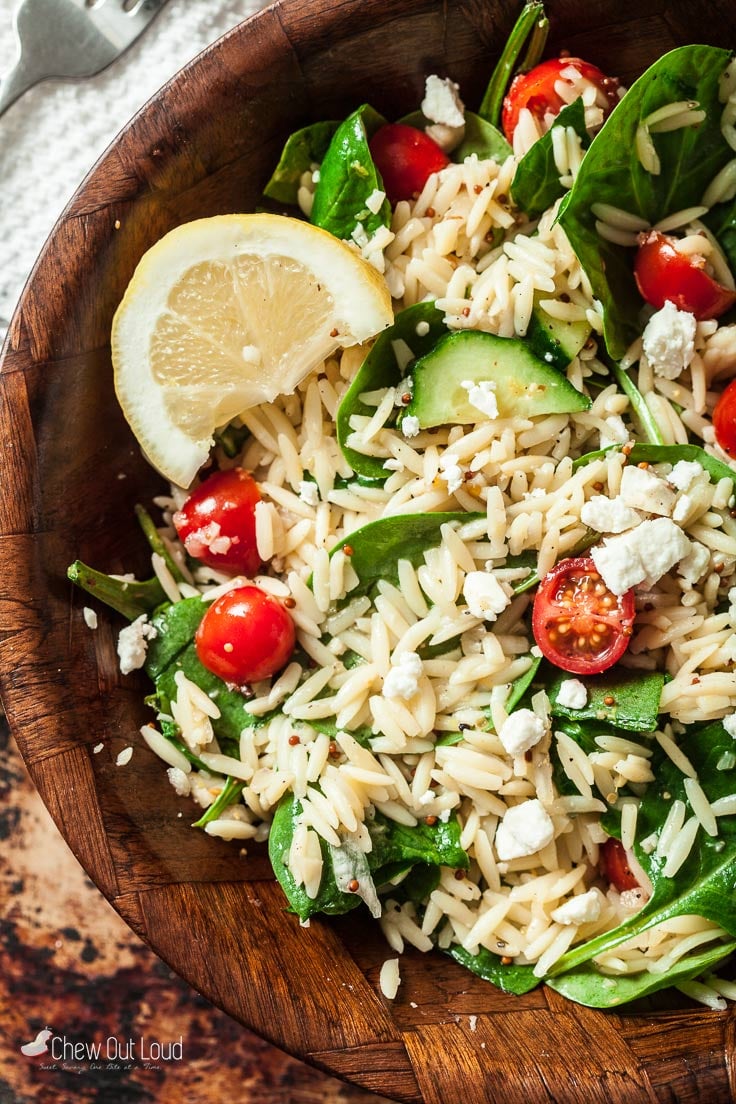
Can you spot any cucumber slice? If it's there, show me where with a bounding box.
[526,302,591,371]
[403,330,590,429]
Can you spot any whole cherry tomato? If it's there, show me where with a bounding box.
[369,123,450,205]
[599,838,640,892]
[634,230,736,321]
[502,56,619,143]
[173,467,262,576]
[532,556,635,675]
[195,585,296,684]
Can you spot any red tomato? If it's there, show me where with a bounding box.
[532,556,635,675]
[173,467,262,576]
[634,231,736,321]
[195,585,296,684]
[713,378,736,458]
[369,123,450,205]
[502,56,619,142]
[599,838,640,892]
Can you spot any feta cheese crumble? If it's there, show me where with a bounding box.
[439,453,465,494]
[462,570,511,621]
[619,464,676,516]
[498,709,546,756]
[641,300,697,379]
[83,607,98,630]
[580,494,641,534]
[495,799,555,861]
[591,517,691,594]
[298,480,320,506]
[556,679,588,710]
[668,459,704,492]
[401,414,420,438]
[421,74,465,152]
[117,614,157,675]
[551,888,604,926]
[383,651,423,700]
[461,379,498,419]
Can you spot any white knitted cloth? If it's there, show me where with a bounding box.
[0,0,268,336]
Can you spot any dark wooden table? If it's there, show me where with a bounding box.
[0,715,394,1104]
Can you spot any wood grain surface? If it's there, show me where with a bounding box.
[2,1,736,1101]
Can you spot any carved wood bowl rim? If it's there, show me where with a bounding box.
[1,1,735,1101]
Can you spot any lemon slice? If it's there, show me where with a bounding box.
[112,213,393,487]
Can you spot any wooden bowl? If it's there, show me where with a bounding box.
[2,1,736,1100]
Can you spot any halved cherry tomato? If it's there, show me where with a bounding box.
[599,838,640,892]
[634,230,736,321]
[369,123,450,206]
[501,56,619,143]
[173,467,262,576]
[713,378,736,458]
[195,585,296,684]
[532,555,635,675]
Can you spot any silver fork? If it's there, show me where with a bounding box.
[0,0,167,117]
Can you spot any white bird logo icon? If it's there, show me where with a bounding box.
[20,1027,53,1057]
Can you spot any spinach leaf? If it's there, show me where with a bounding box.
[269,796,466,922]
[329,511,483,596]
[336,301,447,481]
[511,97,589,219]
[548,668,664,733]
[382,863,441,904]
[705,194,736,274]
[68,559,166,621]
[262,120,339,206]
[447,944,540,995]
[477,1,548,130]
[549,720,736,977]
[506,654,543,713]
[135,504,185,583]
[310,105,391,240]
[559,45,733,359]
[452,112,512,163]
[145,597,207,679]
[548,939,736,1008]
[572,442,736,486]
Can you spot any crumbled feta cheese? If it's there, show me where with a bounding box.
[599,414,629,448]
[298,480,320,506]
[619,464,676,516]
[421,74,465,127]
[383,651,423,700]
[461,379,498,419]
[591,517,691,594]
[83,607,98,630]
[668,459,703,492]
[580,494,642,534]
[167,766,191,796]
[556,679,588,710]
[117,614,157,675]
[642,300,697,380]
[678,540,711,584]
[401,414,420,438]
[495,799,555,860]
[178,519,235,559]
[672,492,697,525]
[723,713,736,738]
[383,458,404,472]
[365,188,386,215]
[439,453,465,494]
[462,570,511,621]
[116,746,133,767]
[551,888,604,926]
[497,709,546,756]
